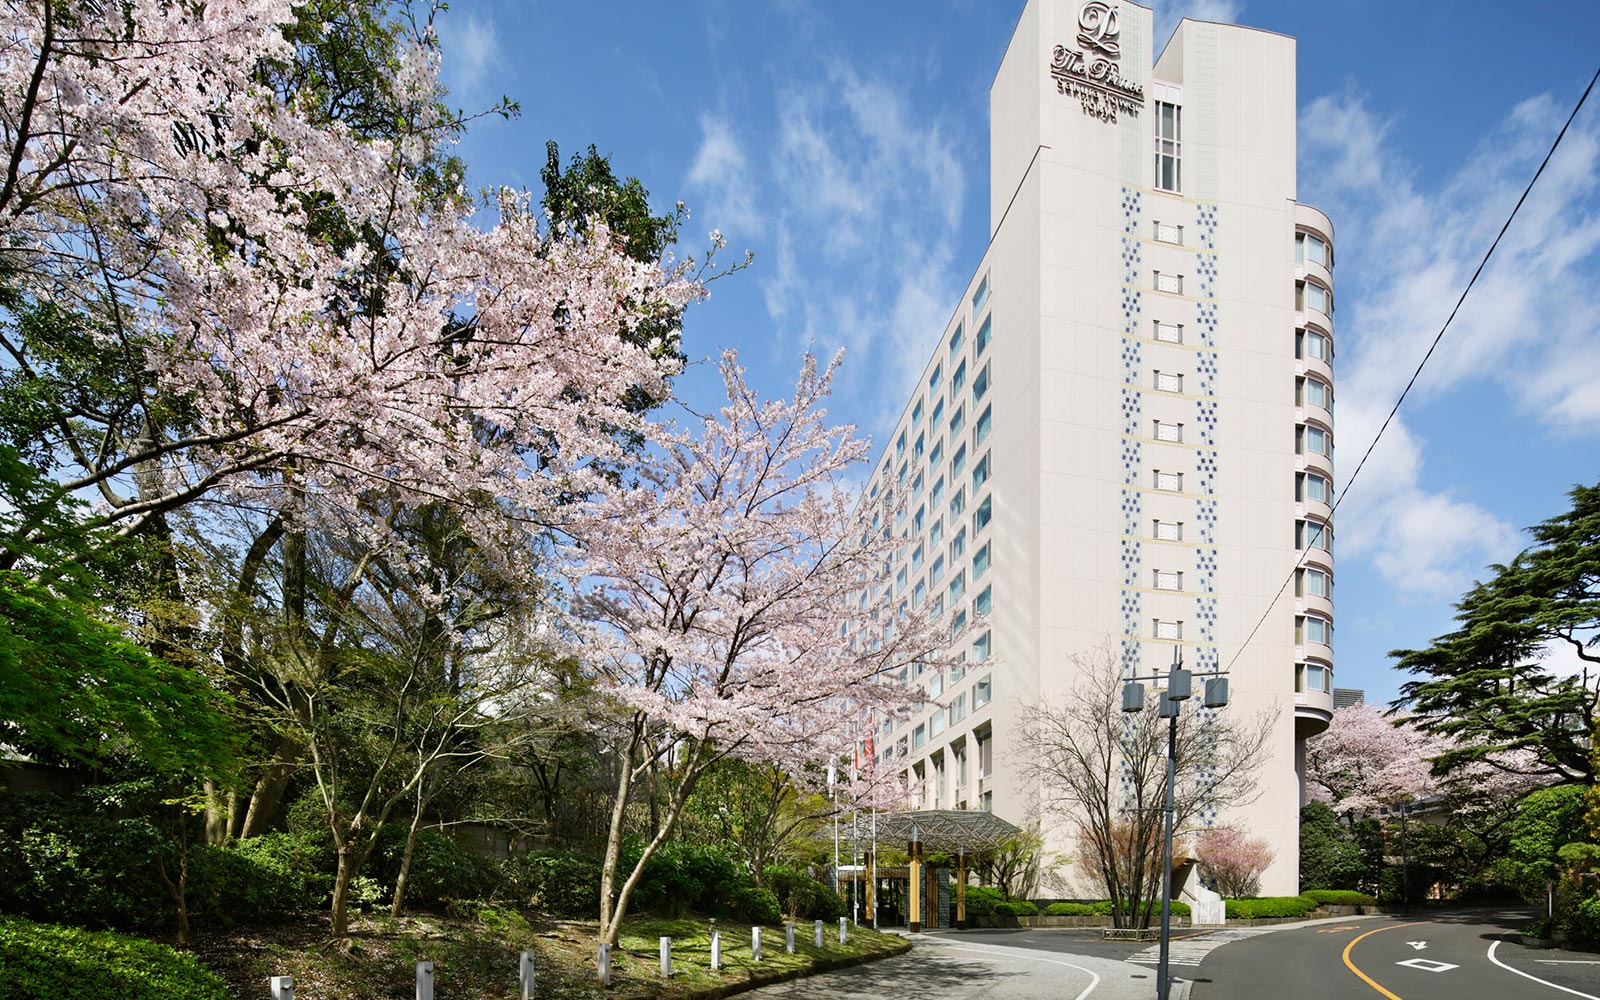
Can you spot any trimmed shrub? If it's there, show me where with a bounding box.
[1300,889,1376,907]
[729,886,783,925]
[633,841,749,917]
[763,865,845,920]
[962,885,1007,916]
[994,899,1039,916]
[0,915,227,1000]
[1046,902,1097,916]
[1224,895,1320,919]
[187,838,327,925]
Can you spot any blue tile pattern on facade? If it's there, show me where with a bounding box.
[1193,202,1221,828]
[1118,186,1144,680]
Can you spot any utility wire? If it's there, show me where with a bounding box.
[1223,63,1600,677]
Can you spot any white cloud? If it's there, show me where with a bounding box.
[687,114,759,240]
[440,13,501,99]
[1298,91,1600,597]
[1152,0,1245,47]
[1540,638,1596,684]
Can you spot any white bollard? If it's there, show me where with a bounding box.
[785,922,795,953]
[660,936,672,978]
[840,916,849,944]
[270,976,294,1000]
[416,961,434,1000]
[711,930,722,971]
[519,950,535,999]
[597,942,611,986]
[814,919,824,947]
[752,926,763,962]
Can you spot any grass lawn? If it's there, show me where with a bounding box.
[192,905,907,999]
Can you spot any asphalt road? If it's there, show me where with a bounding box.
[1194,909,1600,1000]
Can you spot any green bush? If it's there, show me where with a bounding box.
[0,915,227,1000]
[1224,895,1320,919]
[0,793,168,931]
[1046,902,1097,916]
[993,899,1039,916]
[1560,894,1600,945]
[368,828,497,910]
[1301,889,1376,906]
[729,886,783,925]
[632,841,749,916]
[763,865,844,920]
[502,851,603,918]
[187,839,325,925]
[225,831,334,909]
[962,885,1007,916]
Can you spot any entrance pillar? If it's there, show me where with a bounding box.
[956,848,968,930]
[863,851,876,923]
[907,831,923,932]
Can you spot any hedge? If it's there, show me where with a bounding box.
[1042,900,1190,917]
[0,916,227,1000]
[1224,895,1321,919]
[1300,889,1376,906]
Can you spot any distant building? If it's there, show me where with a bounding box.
[852,0,1335,895]
[1333,688,1364,709]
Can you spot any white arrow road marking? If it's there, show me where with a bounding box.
[1397,958,1459,973]
[1488,940,1600,999]
[1407,941,1428,951]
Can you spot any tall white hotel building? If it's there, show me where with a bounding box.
[863,0,1334,894]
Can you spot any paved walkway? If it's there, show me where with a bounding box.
[1125,914,1385,969]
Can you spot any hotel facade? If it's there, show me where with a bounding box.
[862,0,1334,895]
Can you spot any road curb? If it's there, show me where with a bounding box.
[617,938,912,1000]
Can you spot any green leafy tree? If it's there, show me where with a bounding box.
[1392,481,1600,784]
[1298,802,1366,890]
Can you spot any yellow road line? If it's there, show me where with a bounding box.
[1341,922,1419,1000]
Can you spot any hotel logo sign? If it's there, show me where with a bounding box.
[1051,2,1144,122]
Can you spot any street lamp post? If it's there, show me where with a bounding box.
[1122,648,1230,1000]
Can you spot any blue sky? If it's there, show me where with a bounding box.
[436,1,1600,705]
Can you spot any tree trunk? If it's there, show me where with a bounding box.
[203,779,231,845]
[239,735,303,838]
[597,744,635,942]
[390,789,428,918]
[330,842,353,939]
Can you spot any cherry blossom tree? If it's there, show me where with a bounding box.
[0,0,699,572]
[1303,703,1444,817]
[565,350,953,946]
[1195,827,1274,899]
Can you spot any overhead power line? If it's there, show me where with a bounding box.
[1223,63,1600,677]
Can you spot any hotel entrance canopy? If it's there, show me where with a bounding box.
[870,809,1021,856]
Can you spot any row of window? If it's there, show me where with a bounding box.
[906,672,993,751]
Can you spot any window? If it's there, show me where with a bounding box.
[951,443,967,478]
[931,396,945,431]
[912,398,925,428]
[930,553,945,583]
[896,432,906,458]
[973,494,992,533]
[972,275,990,316]
[1298,376,1332,411]
[928,670,944,698]
[1298,329,1330,361]
[1300,472,1331,504]
[949,487,966,520]
[931,475,945,510]
[1154,420,1183,443]
[1306,282,1331,314]
[1155,271,1184,294]
[896,736,908,758]
[951,526,967,560]
[1297,232,1331,268]
[950,692,967,723]
[976,316,992,355]
[1154,470,1183,491]
[1154,569,1182,590]
[912,505,925,533]
[1154,321,1183,344]
[973,363,990,403]
[972,630,991,662]
[913,579,926,606]
[948,323,964,360]
[1299,567,1330,598]
[1299,424,1331,457]
[951,360,967,396]
[948,569,966,603]
[1154,221,1184,245]
[928,363,942,394]
[931,708,947,736]
[1298,614,1332,646]
[951,606,967,634]
[950,654,965,682]
[973,542,990,578]
[911,543,924,571]
[897,461,908,486]
[913,723,927,749]
[895,567,907,594]
[913,433,925,461]
[912,471,924,497]
[974,404,992,445]
[929,517,943,552]
[972,452,991,491]
[981,791,993,812]
[1298,519,1331,552]
[1155,370,1184,393]
[1154,520,1183,541]
[949,404,965,437]
[1154,619,1183,640]
[1155,101,1181,192]
[974,584,992,616]
[1297,662,1330,694]
[974,674,992,708]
